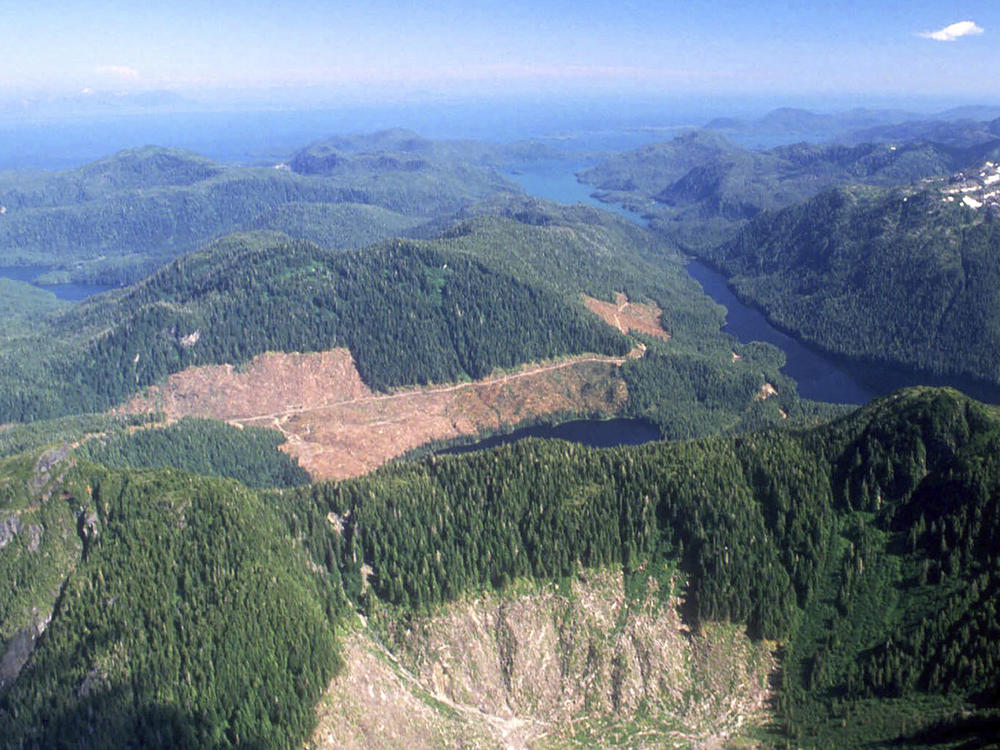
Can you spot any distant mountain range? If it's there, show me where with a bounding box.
[0,137,515,284]
[703,104,1000,144]
[580,123,1000,249]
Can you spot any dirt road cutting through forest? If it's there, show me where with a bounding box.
[120,350,632,480]
[118,292,669,480]
[235,355,630,425]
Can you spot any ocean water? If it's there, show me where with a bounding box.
[0,94,788,170]
[0,90,982,170]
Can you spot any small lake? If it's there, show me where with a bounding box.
[437,418,662,456]
[0,266,113,301]
[685,260,876,404]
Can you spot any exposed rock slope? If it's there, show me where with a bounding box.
[314,571,775,749]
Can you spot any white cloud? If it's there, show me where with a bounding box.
[95,65,140,80]
[919,20,984,42]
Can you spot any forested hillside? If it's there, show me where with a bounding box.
[579,126,1000,249]
[359,196,842,438]
[0,230,629,422]
[0,139,513,284]
[5,121,999,748]
[80,418,311,489]
[3,387,998,747]
[0,198,828,441]
[0,457,341,749]
[706,185,1000,385]
[290,386,1000,746]
[0,280,67,342]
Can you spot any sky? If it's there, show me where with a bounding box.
[1,0,998,101]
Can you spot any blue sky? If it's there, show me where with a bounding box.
[2,0,998,99]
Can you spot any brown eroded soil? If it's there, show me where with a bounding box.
[755,382,778,400]
[118,350,371,421]
[119,349,628,481]
[583,292,670,341]
[310,628,501,750]
[310,572,777,749]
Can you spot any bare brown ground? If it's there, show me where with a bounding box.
[118,350,371,421]
[755,382,778,401]
[583,292,670,341]
[310,628,501,750]
[119,349,628,481]
[311,573,777,749]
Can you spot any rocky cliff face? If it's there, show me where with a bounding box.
[313,571,775,749]
[0,449,85,695]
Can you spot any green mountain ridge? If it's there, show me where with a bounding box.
[0,140,515,284]
[2,387,999,747]
[0,229,630,422]
[0,197,823,441]
[579,127,1000,249]
[4,122,1000,750]
[0,456,341,749]
[706,183,1000,386]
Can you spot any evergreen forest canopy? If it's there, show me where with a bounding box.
[0,230,628,422]
[579,115,1000,393]
[0,196,825,440]
[2,388,1000,747]
[3,113,1000,749]
[706,185,1000,386]
[0,133,516,285]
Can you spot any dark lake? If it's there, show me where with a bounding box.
[0,266,113,301]
[508,164,1000,407]
[437,418,661,456]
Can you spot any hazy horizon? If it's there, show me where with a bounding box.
[5,0,999,167]
[2,89,999,172]
[5,1,999,101]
